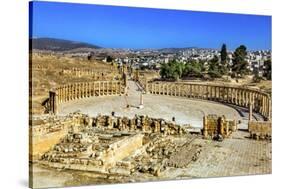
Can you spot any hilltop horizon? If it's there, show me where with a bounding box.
[30,37,271,52]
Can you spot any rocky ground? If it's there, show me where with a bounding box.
[31,130,271,188]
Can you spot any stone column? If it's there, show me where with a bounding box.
[249,102,253,122]
[61,87,64,102]
[145,80,148,94]
[242,90,246,107]
[82,83,85,98]
[246,90,249,107]
[114,81,117,95]
[65,85,67,102]
[76,83,79,99]
[227,87,230,103]
[167,84,170,96]
[49,90,58,114]
[218,117,224,135]
[268,98,271,121]
[71,84,75,100]
[210,86,213,100]
[157,83,159,95]
[106,81,109,95]
[119,82,122,95]
[264,96,268,118]
[92,82,96,96]
[234,88,238,105]
[72,84,76,100]
[67,85,70,101]
[98,82,101,96]
[203,116,208,137]
[238,89,241,106]
[65,85,68,101]
[57,87,61,103]
[252,92,255,109]
[139,93,144,109]
[83,83,86,98]
[208,86,211,100]
[101,82,104,96]
[216,87,219,101]
[89,82,92,97]
[78,83,82,99]
[86,83,89,97]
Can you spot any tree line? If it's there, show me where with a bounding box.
[160,44,271,81]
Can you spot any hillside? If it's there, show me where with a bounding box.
[30,37,101,51]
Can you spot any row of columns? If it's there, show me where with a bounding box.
[147,83,271,120]
[56,81,124,103]
[49,81,125,114]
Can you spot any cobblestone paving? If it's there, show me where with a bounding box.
[175,131,271,178]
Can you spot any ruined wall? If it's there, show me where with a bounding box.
[92,115,186,135]
[202,115,237,138]
[29,113,89,160]
[30,130,69,161]
[248,121,272,140]
[140,81,271,120]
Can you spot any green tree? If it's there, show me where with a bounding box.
[160,60,198,80]
[231,45,249,77]
[221,44,227,63]
[263,59,272,80]
[106,56,113,62]
[183,60,204,78]
[208,55,222,78]
[220,43,229,75]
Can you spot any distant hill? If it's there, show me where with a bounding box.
[30,37,101,51]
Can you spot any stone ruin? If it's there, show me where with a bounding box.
[91,114,186,135]
[40,129,200,177]
[248,121,272,140]
[31,111,269,180]
[202,115,238,140]
[32,112,206,178]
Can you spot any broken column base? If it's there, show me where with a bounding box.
[138,105,144,109]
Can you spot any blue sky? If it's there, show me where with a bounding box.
[30,1,272,50]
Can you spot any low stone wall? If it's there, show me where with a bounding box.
[248,121,272,140]
[139,81,271,120]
